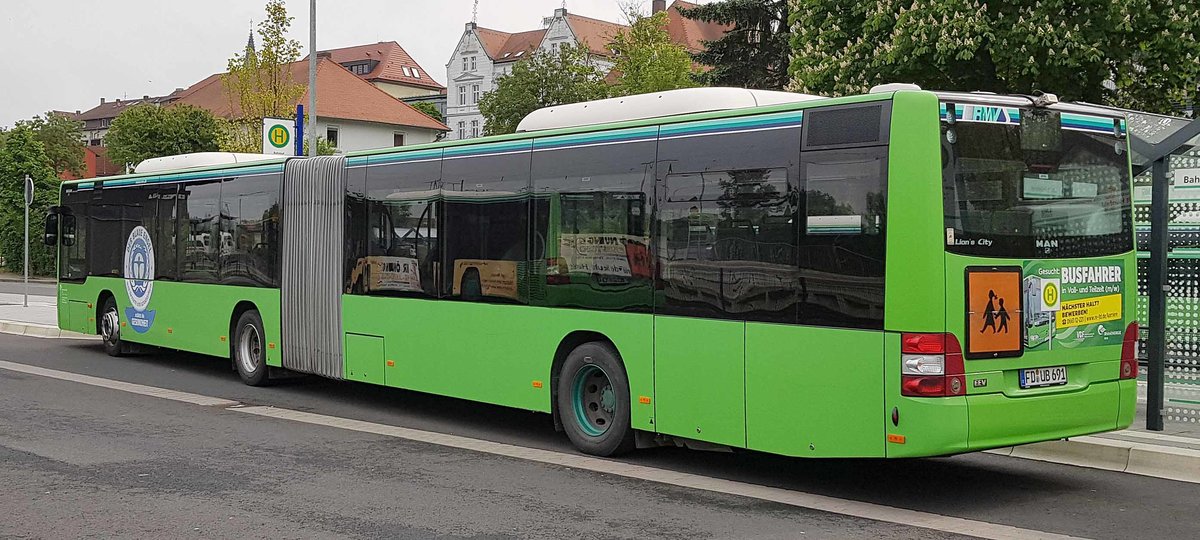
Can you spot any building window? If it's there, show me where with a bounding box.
[411,68,421,79]
[462,57,469,71]
[393,133,405,147]
[458,121,466,140]
[349,63,371,75]
[470,56,477,71]
[89,139,101,146]
[472,84,480,104]
[459,86,467,105]
[327,127,339,148]
[470,120,479,138]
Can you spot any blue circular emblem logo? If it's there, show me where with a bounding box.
[124,226,155,312]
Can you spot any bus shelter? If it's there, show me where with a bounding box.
[1124,110,1200,431]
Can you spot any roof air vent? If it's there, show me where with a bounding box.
[869,83,922,93]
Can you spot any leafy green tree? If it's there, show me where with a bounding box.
[221,0,304,152]
[788,0,1200,114]
[409,101,444,123]
[479,43,608,136]
[16,112,85,177]
[0,127,58,275]
[679,0,791,89]
[609,11,698,96]
[105,104,222,168]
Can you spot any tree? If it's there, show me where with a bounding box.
[609,11,699,96]
[221,0,305,152]
[0,127,58,275]
[679,0,791,89]
[409,101,443,124]
[16,112,85,177]
[105,104,222,168]
[478,43,608,136]
[788,1,1200,115]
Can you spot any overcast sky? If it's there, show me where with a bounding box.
[0,0,684,128]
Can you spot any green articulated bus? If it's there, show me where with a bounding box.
[45,87,1138,458]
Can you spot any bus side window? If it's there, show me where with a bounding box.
[798,147,887,329]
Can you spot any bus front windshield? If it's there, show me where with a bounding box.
[942,113,1133,259]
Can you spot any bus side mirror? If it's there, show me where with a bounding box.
[62,214,77,247]
[43,208,60,246]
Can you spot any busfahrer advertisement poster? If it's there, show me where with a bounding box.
[1023,259,1125,351]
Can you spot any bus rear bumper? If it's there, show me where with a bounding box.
[966,380,1127,452]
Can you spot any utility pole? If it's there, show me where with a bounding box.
[23,175,32,308]
[308,0,317,156]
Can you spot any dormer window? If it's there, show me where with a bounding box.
[345,62,374,76]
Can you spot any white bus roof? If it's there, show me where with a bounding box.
[133,152,284,174]
[516,87,826,133]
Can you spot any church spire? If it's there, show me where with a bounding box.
[246,20,256,53]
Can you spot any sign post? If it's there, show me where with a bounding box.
[262,118,296,156]
[23,175,33,308]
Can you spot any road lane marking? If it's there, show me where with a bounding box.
[0,358,1086,540]
[0,360,239,407]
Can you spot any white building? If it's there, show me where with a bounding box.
[444,2,727,141]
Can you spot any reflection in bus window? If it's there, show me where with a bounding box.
[180,180,221,284]
[799,148,887,328]
[531,139,655,311]
[219,174,280,287]
[657,168,799,323]
[359,159,442,298]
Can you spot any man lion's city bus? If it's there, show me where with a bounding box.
[44,86,1137,458]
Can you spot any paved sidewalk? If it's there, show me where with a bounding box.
[0,293,1198,480]
[0,292,89,339]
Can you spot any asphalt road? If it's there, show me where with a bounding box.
[1,332,1196,539]
[0,279,56,297]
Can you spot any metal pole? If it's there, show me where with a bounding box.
[23,175,29,308]
[307,0,317,156]
[1147,157,1169,431]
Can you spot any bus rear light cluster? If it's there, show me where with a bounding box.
[1120,321,1139,380]
[901,333,966,397]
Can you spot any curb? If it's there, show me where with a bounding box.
[987,435,1200,484]
[0,320,93,340]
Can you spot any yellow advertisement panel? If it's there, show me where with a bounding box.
[1055,293,1122,329]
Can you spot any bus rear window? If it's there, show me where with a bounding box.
[942,118,1132,258]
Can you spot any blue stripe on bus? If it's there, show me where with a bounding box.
[75,163,285,190]
[660,110,803,138]
[533,126,661,150]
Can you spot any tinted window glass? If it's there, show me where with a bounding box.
[345,165,368,293]
[657,168,798,322]
[59,187,88,282]
[441,148,531,302]
[180,180,221,283]
[220,174,281,287]
[531,139,656,311]
[799,147,887,328]
[804,104,887,149]
[361,157,443,298]
[88,186,151,278]
[942,120,1133,258]
[149,186,179,281]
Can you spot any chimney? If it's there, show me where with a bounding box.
[316,51,332,60]
[143,95,150,100]
[554,7,567,17]
[466,21,476,31]
[652,0,666,13]
[75,110,80,115]
[100,97,106,104]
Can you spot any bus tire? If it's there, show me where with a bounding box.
[556,341,635,456]
[99,296,127,357]
[232,310,270,386]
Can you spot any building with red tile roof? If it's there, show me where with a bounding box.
[445,2,728,141]
[306,41,445,98]
[172,57,448,152]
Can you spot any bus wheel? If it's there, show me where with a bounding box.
[556,342,635,456]
[233,310,269,386]
[99,296,126,357]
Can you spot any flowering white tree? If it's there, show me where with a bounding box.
[788,0,1200,114]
